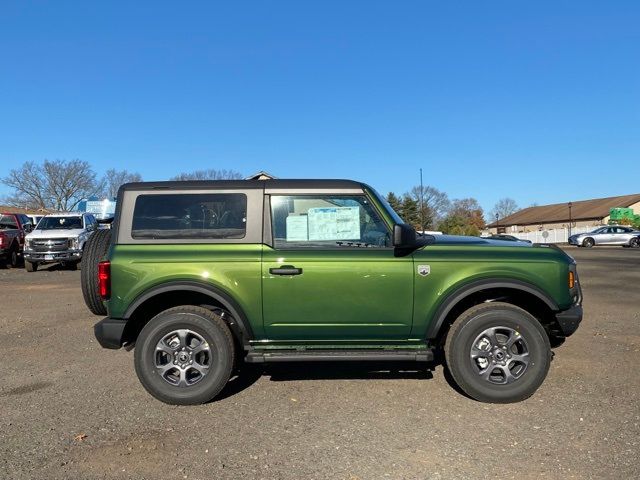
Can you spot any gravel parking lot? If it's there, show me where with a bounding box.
[1,246,638,480]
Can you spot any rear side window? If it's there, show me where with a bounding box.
[131,194,247,240]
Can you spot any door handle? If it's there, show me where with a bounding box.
[269,265,303,276]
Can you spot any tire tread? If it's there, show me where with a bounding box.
[81,229,112,315]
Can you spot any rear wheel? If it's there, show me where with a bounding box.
[134,306,235,405]
[81,229,112,315]
[582,237,595,248]
[25,260,38,272]
[444,302,551,403]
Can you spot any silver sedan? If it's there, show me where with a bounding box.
[569,226,640,248]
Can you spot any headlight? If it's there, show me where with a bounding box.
[69,237,79,249]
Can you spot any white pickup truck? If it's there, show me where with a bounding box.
[23,212,98,271]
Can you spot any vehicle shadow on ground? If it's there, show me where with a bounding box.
[215,365,264,401]
[262,362,435,382]
[35,263,79,272]
[212,362,436,402]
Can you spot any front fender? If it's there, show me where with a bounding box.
[422,278,559,339]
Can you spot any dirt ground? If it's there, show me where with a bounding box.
[0,246,638,480]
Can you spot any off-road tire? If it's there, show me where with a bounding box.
[582,237,595,248]
[134,306,235,405]
[25,260,38,272]
[81,229,112,315]
[444,302,552,403]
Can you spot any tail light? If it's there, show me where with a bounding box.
[98,261,111,300]
[568,271,575,289]
[0,233,4,247]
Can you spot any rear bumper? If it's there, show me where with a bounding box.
[94,317,127,349]
[555,305,583,337]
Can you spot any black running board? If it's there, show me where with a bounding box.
[245,349,433,363]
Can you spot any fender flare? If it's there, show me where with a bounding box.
[425,279,559,339]
[123,280,255,342]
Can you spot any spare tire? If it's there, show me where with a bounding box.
[81,229,112,315]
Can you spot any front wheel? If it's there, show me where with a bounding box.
[9,246,19,268]
[444,302,551,403]
[134,306,235,405]
[629,238,640,248]
[582,237,595,248]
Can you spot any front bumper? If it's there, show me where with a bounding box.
[568,237,581,246]
[94,317,127,349]
[555,305,583,337]
[24,249,82,262]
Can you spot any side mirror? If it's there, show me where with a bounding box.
[23,223,33,233]
[393,223,417,248]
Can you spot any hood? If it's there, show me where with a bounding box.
[27,228,84,239]
[429,234,533,247]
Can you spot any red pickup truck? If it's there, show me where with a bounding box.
[0,213,33,267]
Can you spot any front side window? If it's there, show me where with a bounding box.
[132,193,247,240]
[271,195,391,248]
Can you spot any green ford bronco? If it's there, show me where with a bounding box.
[83,179,582,405]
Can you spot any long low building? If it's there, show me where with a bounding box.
[486,193,640,233]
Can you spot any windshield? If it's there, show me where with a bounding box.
[368,188,404,225]
[37,216,83,230]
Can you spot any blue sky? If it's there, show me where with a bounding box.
[1,1,638,212]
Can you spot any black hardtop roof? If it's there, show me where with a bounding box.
[121,179,366,191]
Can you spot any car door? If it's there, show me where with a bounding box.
[612,227,631,245]
[594,227,613,245]
[262,193,414,341]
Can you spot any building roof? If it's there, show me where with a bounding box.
[486,193,640,228]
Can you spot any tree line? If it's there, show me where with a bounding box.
[1,159,242,211]
[386,187,519,235]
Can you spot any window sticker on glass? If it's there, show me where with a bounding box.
[286,215,309,241]
[308,207,360,241]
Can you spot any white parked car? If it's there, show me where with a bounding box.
[23,213,98,271]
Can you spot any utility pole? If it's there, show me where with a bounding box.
[495,213,499,233]
[419,168,424,233]
[568,202,573,238]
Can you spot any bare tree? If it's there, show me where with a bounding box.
[2,159,103,211]
[490,198,519,222]
[103,169,142,198]
[408,185,451,229]
[170,169,243,181]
